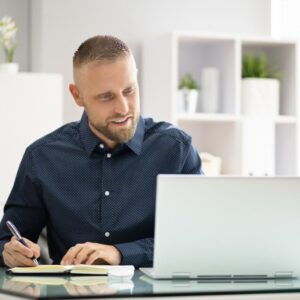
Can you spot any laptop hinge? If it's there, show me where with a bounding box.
[275,272,294,279]
[172,272,190,279]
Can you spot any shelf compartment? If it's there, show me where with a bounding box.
[177,36,237,114]
[241,42,297,116]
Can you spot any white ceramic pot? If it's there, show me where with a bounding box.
[178,89,198,113]
[0,63,19,73]
[241,78,280,116]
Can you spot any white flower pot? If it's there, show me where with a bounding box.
[0,63,19,73]
[178,89,198,113]
[241,78,280,116]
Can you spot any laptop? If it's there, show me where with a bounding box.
[140,175,300,279]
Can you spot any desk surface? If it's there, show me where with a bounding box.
[1,268,300,299]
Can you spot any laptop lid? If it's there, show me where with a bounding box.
[150,176,300,279]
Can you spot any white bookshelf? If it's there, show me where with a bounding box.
[142,32,300,175]
[0,73,63,215]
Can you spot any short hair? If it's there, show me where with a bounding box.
[73,35,131,68]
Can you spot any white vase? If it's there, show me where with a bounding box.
[201,67,220,113]
[0,63,19,73]
[241,78,280,116]
[178,89,198,113]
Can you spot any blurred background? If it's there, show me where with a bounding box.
[1,0,300,214]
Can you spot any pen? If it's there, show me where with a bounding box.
[6,220,39,266]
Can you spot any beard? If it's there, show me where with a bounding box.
[90,112,139,144]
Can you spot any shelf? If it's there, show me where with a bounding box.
[143,32,300,175]
[176,113,296,124]
[176,113,240,123]
[275,115,297,124]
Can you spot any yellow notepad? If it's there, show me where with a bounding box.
[7,264,113,276]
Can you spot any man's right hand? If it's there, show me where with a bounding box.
[2,236,40,267]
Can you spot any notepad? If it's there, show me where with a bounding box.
[7,264,134,276]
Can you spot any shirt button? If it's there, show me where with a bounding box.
[99,144,104,149]
[104,232,110,237]
[107,153,111,158]
[105,191,110,196]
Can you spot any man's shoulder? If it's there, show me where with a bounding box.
[26,121,80,153]
[143,117,191,146]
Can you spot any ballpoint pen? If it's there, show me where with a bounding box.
[6,220,39,266]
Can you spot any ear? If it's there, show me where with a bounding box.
[69,84,84,107]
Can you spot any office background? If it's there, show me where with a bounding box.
[1,0,300,215]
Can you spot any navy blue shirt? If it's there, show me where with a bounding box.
[0,113,202,267]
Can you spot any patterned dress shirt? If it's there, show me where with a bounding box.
[0,112,202,267]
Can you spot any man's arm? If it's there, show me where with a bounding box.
[60,238,153,268]
[180,141,203,174]
[114,238,153,267]
[0,149,47,266]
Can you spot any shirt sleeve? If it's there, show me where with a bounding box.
[181,141,203,174]
[114,238,153,267]
[0,149,47,265]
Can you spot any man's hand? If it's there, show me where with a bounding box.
[60,242,122,265]
[2,236,40,267]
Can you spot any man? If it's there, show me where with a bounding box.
[0,36,202,268]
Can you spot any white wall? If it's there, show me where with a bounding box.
[0,0,30,71]
[30,0,271,123]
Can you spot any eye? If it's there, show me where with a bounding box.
[123,88,135,96]
[99,93,114,102]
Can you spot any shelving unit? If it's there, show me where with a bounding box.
[142,32,300,175]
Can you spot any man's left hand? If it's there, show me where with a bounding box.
[60,243,122,265]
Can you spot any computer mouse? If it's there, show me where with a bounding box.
[108,268,134,279]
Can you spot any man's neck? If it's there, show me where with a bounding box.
[88,122,118,149]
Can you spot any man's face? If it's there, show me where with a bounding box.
[71,55,140,147]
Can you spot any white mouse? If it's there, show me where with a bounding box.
[108,268,134,279]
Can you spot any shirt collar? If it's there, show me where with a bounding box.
[79,112,144,156]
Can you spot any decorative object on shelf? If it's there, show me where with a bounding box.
[178,74,199,113]
[200,67,220,113]
[0,16,18,73]
[242,54,281,116]
[200,152,222,175]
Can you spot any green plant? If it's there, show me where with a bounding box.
[178,74,199,90]
[242,54,281,79]
[0,16,17,63]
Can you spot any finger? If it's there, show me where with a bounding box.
[9,238,34,258]
[23,238,40,258]
[74,246,95,265]
[9,250,37,267]
[85,250,106,265]
[4,250,35,267]
[61,244,83,265]
[3,251,15,268]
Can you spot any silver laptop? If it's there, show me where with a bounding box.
[140,175,300,279]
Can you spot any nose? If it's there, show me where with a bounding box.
[114,94,129,115]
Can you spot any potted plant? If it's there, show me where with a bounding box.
[0,16,18,73]
[178,74,199,113]
[241,54,281,116]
